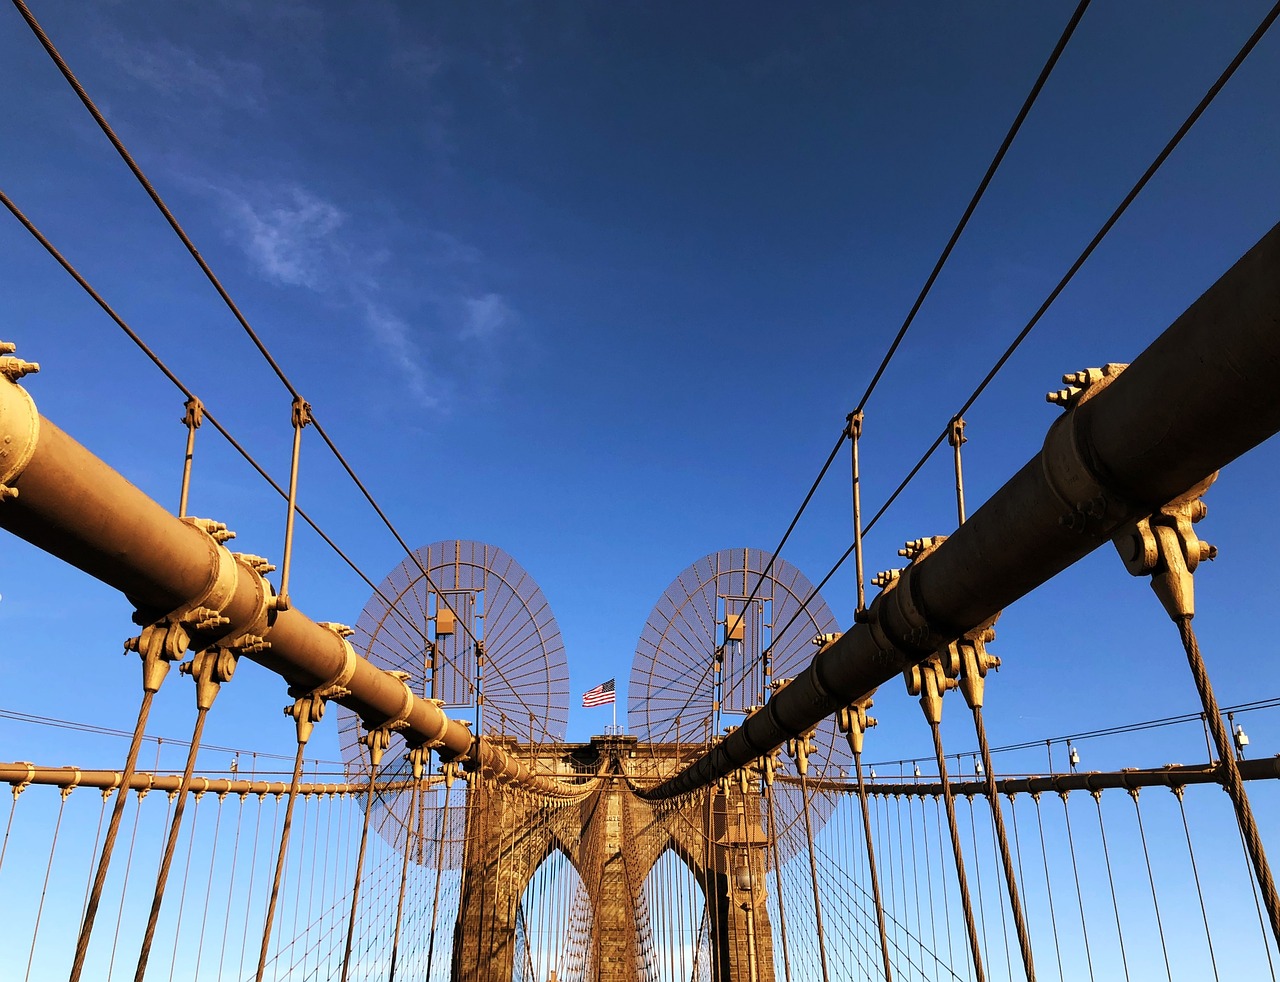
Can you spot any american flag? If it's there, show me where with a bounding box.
[581,678,615,708]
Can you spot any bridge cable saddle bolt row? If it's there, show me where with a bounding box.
[1045,363,1128,411]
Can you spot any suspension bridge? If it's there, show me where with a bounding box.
[3,1,1280,980]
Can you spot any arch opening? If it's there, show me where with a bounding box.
[513,845,593,982]
[638,846,711,982]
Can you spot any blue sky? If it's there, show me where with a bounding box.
[2,0,1280,830]
[3,1,1280,977]
[3,0,1280,760]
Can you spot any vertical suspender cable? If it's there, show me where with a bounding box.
[799,770,832,982]
[1057,792,1095,982]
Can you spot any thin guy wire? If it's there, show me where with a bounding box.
[0,189,437,675]
[1090,792,1130,982]
[1126,790,1173,982]
[22,788,67,982]
[1174,787,1220,981]
[732,0,1092,675]
[1057,793,1095,982]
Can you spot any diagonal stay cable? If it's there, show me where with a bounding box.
[768,0,1280,653]
[854,0,1092,415]
[12,0,564,737]
[665,1,1091,696]
[0,188,440,673]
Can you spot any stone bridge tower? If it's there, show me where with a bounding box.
[451,735,776,981]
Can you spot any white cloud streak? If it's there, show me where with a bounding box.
[214,181,516,410]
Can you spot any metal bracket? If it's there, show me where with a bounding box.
[905,654,958,726]
[836,696,877,755]
[784,731,817,777]
[1112,482,1217,619]
[0,342,40,503]
[953,617,1001,710]
[180,644,239,711]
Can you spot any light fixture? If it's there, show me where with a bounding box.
[1069,745,1080,771]
[1235,723,1250,757]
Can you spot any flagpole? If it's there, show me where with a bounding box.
[612,696,617,734]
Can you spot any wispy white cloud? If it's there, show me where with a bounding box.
[362,302,438,408]
[222,185,346,289]
[461,293,514,340]
[105,35,267,113]
[213,180,517,410]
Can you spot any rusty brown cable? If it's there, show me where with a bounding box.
[0,188,435,673]
[256,739,308,980]
[856,0,1280,541]
[853,749,894,980]
[972,707,1037,981]
[798,770,833,982]
[965,791,998,975]
[11,0,303,397]
[1090,791,1130,981]
[854,0,1091,414]
[768,0,1280,653]
[1233,810,1280,981]
[1176,614,1280,946]
[133,705,211,982]
[69,687,156,982]
[10,3,504,705]
[929,720,987,982]
[109,781,155,980]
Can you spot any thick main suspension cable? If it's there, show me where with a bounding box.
[644,218,1280,800]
